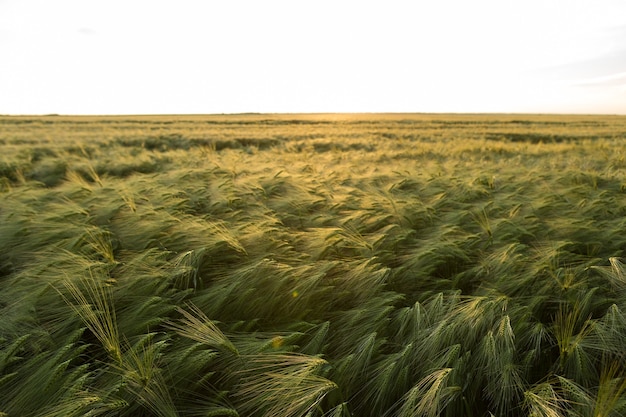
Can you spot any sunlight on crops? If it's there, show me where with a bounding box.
[1,114,626,416]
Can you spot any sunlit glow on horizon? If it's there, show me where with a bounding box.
[1,0,626,115]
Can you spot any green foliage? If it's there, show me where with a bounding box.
[1,114,626,416]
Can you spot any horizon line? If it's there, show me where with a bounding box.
[2,111,626,117]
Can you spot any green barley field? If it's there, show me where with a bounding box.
[1,113,626,417]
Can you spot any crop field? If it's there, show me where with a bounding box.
[1,113,626,417]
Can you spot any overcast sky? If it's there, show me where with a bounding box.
[1,0,626,115]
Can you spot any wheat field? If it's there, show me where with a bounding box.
[1,113,626,416]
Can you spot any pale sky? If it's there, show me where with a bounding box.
[1,0,626,115]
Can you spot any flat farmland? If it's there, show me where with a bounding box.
[1,114,626,416]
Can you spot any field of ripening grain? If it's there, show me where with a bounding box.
[1,113,626,416]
